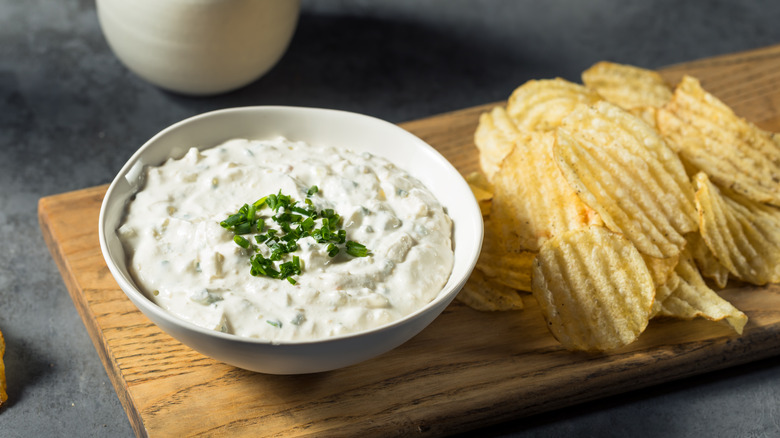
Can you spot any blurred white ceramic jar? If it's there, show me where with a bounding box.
[96,0,300,95]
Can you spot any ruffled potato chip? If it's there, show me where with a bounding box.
[643,252,679,288]
[694,172,780,285]
[491,130,602,253]
[555,101,698,258]
[531,226,655,351]
[0,329,6,408]
[652,247,747,334]
[686,231,729,289]
[652,271,680,317]
[582,61,673,110]
[475,220,535,292]
[657,76,780,206]
[458,269,525,311]
[630,106,659,129]
[506,78,601,133]
[474,106,522,182]
[465,172,494,216]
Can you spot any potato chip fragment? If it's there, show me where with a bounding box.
[466,172,494,216]
[652,271,680,317]
[630,106,659,129]
[555,101,698,258]
[491,130,602,253]
[657,76,780,206]
[474,106,522,182]
[466,171,493,195]
[652,247,747,334]
[476,221,535,292]
[642,252,679,288]
[694,172,780,285]
[458,269,525,311]
[506,78,601,133]
[582,61,673,110]
[686,232,729,289]
[0,328,6,408]
[531,226,655,351]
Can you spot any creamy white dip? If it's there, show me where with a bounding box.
[118,137,454,342]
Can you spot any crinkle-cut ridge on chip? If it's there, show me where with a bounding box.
[506,78,601,133]
[694,172,780,285]
[582,61,673,110]
[554,101,698,258]
[491,130,602,253]
[531,226,655,352]
[657,75,780,206]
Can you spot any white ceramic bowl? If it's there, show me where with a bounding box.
[99,106,483,374]
[96,0,300,95]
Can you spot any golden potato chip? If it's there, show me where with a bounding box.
[630,106,659,129]
[652,271,680,317]
[465,171,493,194]
[465,172,494,216]
[652,247,747,334]
[0,328,6,408]
[582,61,673,110]
[694,172,780,285]
[476,252,534,292]
[686,232,729,289]
[476,220,535,292]
[474,106,522,181]
[491,130,602,253]
[555,101,698,258]
[506,78,601,133]
[532,226,655,351]
[457,269,525,311]
[643,252,679,288]
[657,76,780,206]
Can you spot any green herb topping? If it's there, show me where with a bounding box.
[219,186,371,282]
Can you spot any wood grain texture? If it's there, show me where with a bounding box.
[39,45,780,437]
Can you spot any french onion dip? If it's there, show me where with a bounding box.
[118,137,454,342]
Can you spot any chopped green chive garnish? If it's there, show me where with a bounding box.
[233,221,252,235]
[246,203,257,221]
[327,243,339,257]
[219,189,371,283]
[220,213,244,228]
[253,196,267,209]
[233,235,252,249]
[346,240,371,257]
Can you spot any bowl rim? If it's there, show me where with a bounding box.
[98,105,483,347]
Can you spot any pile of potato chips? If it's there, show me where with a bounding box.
[458,61,780,351]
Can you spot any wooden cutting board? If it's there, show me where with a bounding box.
[40,45,780,438]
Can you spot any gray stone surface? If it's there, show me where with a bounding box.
[2,0,780,436]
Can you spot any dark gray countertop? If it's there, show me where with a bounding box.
[2,1,780,436]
